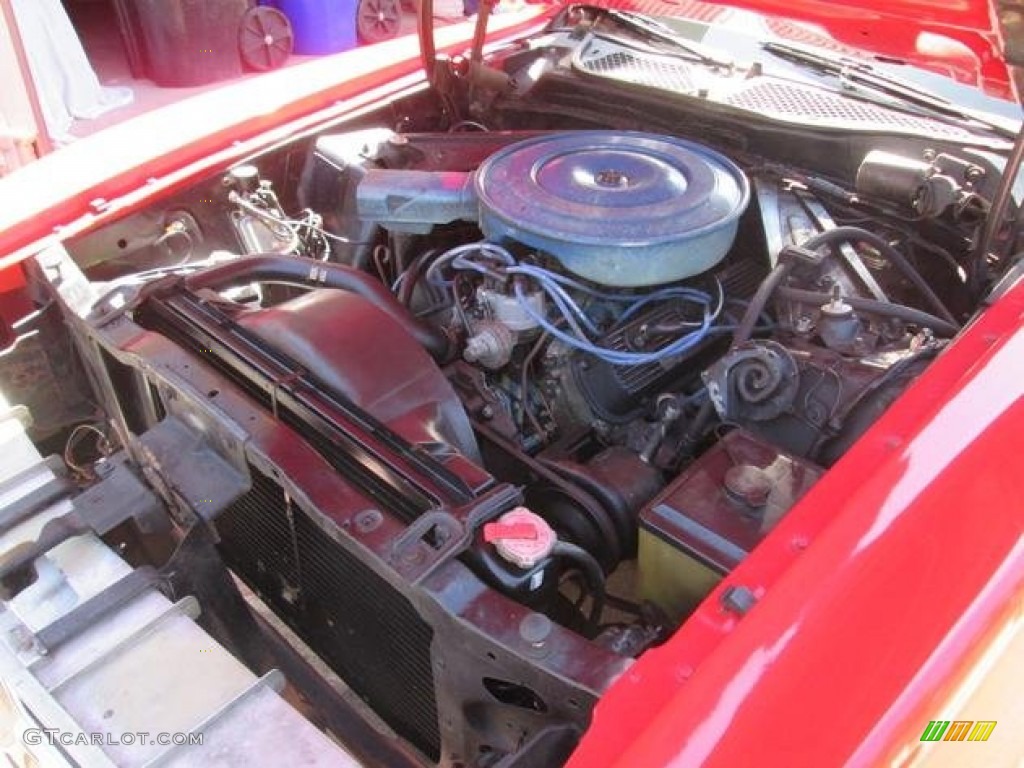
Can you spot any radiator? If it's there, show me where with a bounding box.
[216,467,441,760]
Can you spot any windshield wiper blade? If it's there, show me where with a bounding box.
[762,41,1016,139]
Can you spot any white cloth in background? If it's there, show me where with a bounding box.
[10,0,132,142]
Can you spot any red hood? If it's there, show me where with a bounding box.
[587,0,1018,99]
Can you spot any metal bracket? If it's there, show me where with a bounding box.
[795,189,890,302]
[0,455,75,536]
[0,404,34,430]
[136,417,249,523]
[48,596,201,693]
[0,455,165,600]
[0,633,119,768]
[140,671,285,768]
[389,510,467,581]
[35,566,161,652]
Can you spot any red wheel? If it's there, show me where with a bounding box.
[239,6,294,71]
[356,0,402,44]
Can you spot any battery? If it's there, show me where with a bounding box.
[638,429,823,621]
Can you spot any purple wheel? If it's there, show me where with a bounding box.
[239,6,294,71]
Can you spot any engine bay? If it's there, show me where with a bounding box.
[14,18,1020,764]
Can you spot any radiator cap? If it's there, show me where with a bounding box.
[484,507,556,569]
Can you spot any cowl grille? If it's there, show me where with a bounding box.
[724,80,975,139]
[576,47,698,94]
[573,40,979,142]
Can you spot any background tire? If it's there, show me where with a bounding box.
[356,0,402,43]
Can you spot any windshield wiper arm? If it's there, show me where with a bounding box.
[762,41,1016,139]
[599,8,733,70]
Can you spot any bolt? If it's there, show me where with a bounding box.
[519,613,552,647]
[354,509,383,533]
[595,169,630,188]
[9,626,34,654]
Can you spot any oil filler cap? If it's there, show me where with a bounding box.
[484,508,556,570]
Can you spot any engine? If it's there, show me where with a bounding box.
[77,130,933,698]
[286,127,951,576]
[65,120,976,766]
[198,125,962,612]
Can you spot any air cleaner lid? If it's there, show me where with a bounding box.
[475,131,750,286]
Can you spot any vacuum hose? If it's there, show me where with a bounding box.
[732,226,959,349]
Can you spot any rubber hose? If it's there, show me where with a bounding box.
[552,541,606,632]
[732,261,794,348]
[183,255,450,360]
[775,286,959,337]
[799,226,957,325]
[734,226,957,348]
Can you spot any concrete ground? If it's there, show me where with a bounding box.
[68,0,469,140]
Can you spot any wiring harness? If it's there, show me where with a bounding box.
[422,241,726,366]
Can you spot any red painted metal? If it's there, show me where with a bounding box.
[0,12,549,269]
[569,278,1024,767]
[0,2,1019,764]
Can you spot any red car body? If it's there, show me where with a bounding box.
[0,2,1021,766]
[570,266,1024,767]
